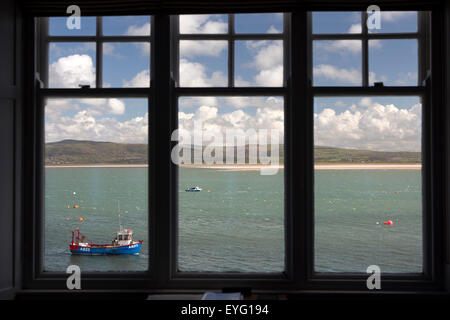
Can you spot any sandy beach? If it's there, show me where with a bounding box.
[45,163,422,170]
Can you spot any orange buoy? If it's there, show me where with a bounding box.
[73,205,78,208]
[78,217,83,221]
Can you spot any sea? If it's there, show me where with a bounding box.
[44,167,422,274]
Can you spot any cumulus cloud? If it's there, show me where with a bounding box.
[49,54,95,88]
[239,40,283,86]
[314,99,421,151]
[125,23,151,36]
[123,69,150,87]
[178,97,285,146]
[179,58,227,87]
[314,64,361,85]
[180,40,227,58]
[46,110,148,143]
[180,15,227,34]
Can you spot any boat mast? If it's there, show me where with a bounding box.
[118,200,123,231]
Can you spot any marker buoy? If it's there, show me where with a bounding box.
[73,205,78,208]
[384,220,393,226]
[78,217,83,221]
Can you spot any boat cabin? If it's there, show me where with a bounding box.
[113,229,134,246]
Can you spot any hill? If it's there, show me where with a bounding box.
[45,140,421,165]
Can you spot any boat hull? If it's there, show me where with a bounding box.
[70,241,143,255]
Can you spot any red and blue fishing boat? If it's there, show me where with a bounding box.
[69,228,143,255]
[69,201,143,255]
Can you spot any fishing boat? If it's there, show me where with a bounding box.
[185,186,202,192]
[69,201,143,255]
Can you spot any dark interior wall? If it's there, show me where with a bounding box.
[0,0,22,300]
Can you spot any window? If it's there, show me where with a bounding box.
[28,8,439,292]
[174,14,287,274]
[41,17,151,272]
[311,12,426,275]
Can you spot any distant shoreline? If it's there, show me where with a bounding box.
[45,163,422,170]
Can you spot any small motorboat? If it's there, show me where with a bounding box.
[69,228,143,255]
[185,186,202,192]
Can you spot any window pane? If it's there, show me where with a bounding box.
[49,17,96,36]
[235,40,283,87]
[44,98,148,271]
[179,40,228,87]
[177,96,284,272]
[314,96,422,273]
[49,42,96,88]
[180,14,228,34]
[369,11,417,34]
[103,16,151,36]
[313,12,361,34]
[369,39,418,86]
[313,40,362,86]
[235,13,283,34]
[103,42,150,87]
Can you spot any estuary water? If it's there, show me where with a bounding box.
[44,167,422,273]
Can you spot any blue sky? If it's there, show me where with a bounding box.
[45,12,421,152]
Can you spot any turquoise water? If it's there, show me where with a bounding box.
[44,167,422,274]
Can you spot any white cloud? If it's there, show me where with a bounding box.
[241,40,283,86]
[180,40,227,58]
[125,23,151,36]
[314,64,361,85]
[394,72,417,85]
[314,100,421,151]
[123,69,150,87]
[267,25,281,33]
[381,11,416,22]
[348,23,362,33]
[49,54,95,88]
[179,58,227,87]
[180,15,227,34]
[46,110,148,143]
[315,40,361,55]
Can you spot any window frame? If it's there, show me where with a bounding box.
[22,5,445,293]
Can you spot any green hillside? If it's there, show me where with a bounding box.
[45,140,421,165]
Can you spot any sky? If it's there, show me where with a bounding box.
[45,12,421,152]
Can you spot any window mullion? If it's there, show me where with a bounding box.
[362,11,369,87]
[96,17,102,88]
[229,14,235,87]
[151,14,173,286]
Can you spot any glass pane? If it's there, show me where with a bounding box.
[369,39,418,86]
[235,40,283,87]
[180,14,228,34]
[44,98,149,271]
[314,96,422,273]
[313,40,362,86]
[313,12,361,34]
[369,11,417,33]
[103,42,150,87]
[103,16,151,36]
[49,42,96,88]
[179,40,228,87]
[235,13,283,34]
[49,17,96,36]
[177,96,284,272]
